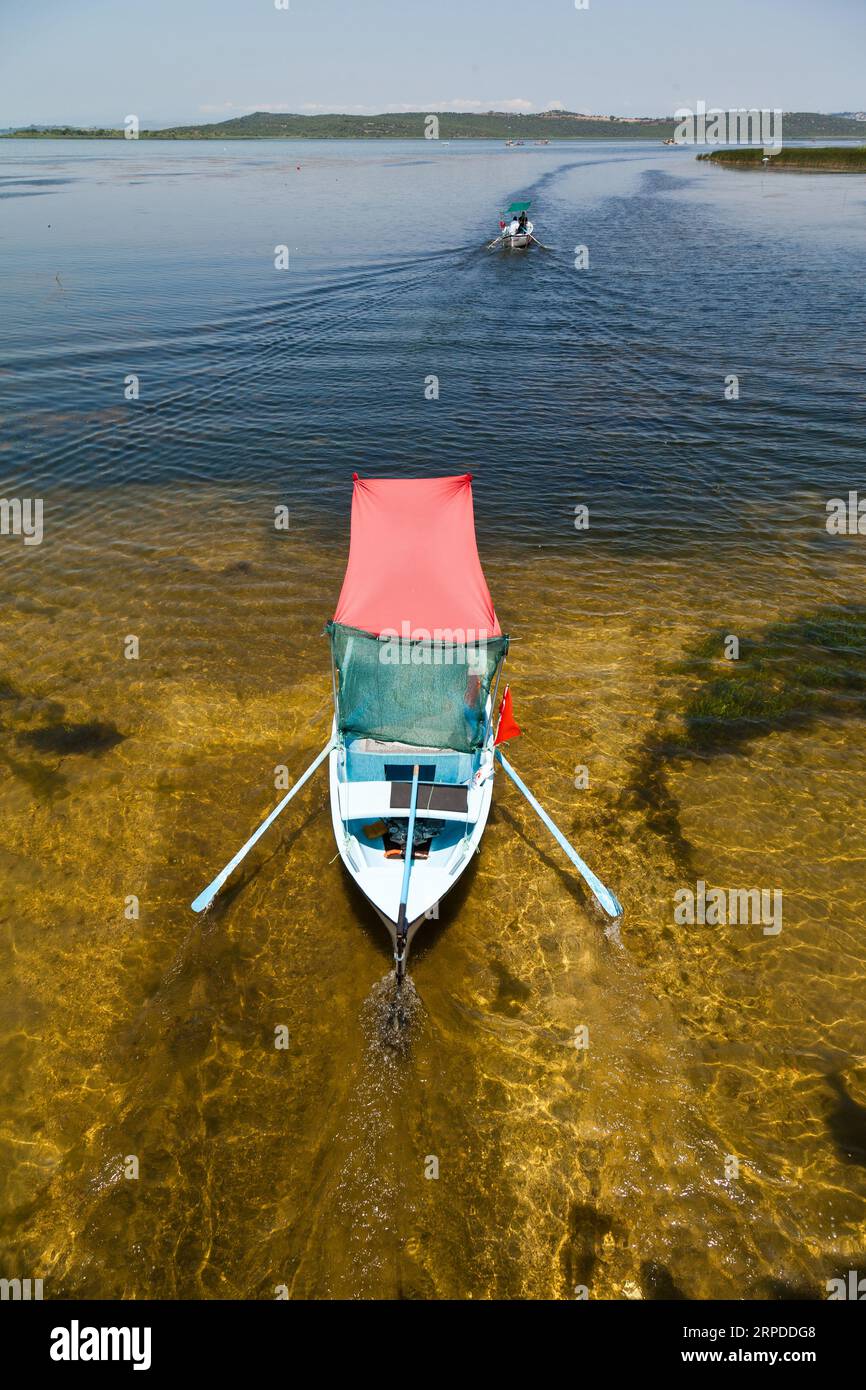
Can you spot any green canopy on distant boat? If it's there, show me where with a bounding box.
[503,201,532,214]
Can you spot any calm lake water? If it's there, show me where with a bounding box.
[1,137,865,1299]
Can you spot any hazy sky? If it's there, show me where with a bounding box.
[1,0,863,127]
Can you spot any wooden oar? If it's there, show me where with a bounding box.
[528,234,553,251]
[485,234,504,250]
[495,750,622,919]
[191,737,336,913]
[394,763,421,981]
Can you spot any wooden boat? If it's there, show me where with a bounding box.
[190,474,621,988]
[327,733,494,971]
[490,200,536,251]
[325,475,505,978]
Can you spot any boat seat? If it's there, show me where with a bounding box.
[389,782,468,814]
[338,780,479,824]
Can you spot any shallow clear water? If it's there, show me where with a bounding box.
[1,138,865,1299]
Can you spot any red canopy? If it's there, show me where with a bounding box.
[333,474,501,638]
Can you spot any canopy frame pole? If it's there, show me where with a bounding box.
[328,637,339,723]
[481,652,507,749]
[495,750,622,920]
[328,638,349,835]
[394,763,421,983]
[190,737,335,913]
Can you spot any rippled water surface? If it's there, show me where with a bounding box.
[1,138,865,1299]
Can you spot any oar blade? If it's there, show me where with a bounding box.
[191,876,227,914]
[576,865,622,920]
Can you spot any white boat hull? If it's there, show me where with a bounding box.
[328,720,495,970]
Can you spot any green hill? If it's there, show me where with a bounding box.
[4,110,866,141]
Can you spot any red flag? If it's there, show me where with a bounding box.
[494,685,521,745]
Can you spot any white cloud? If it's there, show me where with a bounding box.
[299,102,381,114]
[423,97,535,112]
[198,102,249,114]
[198,97,542,117]
[488,98,535,112]
[198,101,292,114]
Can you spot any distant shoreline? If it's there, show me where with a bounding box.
[3,110,866,142]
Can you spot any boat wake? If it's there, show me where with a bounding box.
[363,973,425,1055]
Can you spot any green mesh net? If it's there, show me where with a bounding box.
[328,622,508,752]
